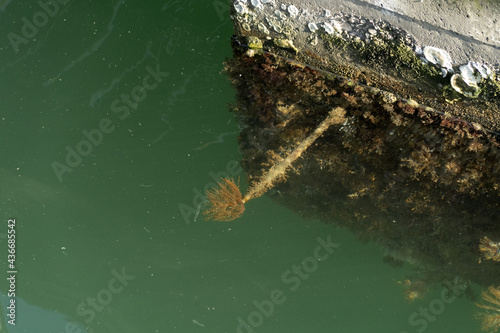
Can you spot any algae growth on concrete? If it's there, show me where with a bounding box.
[223,0,500,317]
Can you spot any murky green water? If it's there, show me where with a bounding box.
[0,1,482,332]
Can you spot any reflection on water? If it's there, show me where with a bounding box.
[1,293,88,332]
[0,0,493,332]
[0,0,12,12]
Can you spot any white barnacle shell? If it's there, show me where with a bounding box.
[257,22,269,34]
[450,73,480,98]
[471,61,491,79]
[308,22,318,32]
[274,9,286,21]
[287,5,298,18]
[323,22,334,34]
[460,62,481,87]
[332,20,346,33]
[271,21,281,33]
[251,0,263,10]
[234,2,247,14]
[423,46,452,71]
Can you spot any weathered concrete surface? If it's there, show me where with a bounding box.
[309,0,500,65]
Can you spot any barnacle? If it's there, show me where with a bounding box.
[423,46,452,72]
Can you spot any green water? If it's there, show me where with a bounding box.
[0,1,482,332]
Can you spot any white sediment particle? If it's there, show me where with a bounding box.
[324,9,331,17]
[261,0,272,3]
[287,4,298,17]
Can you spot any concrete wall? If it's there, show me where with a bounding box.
[313,0,499,65]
